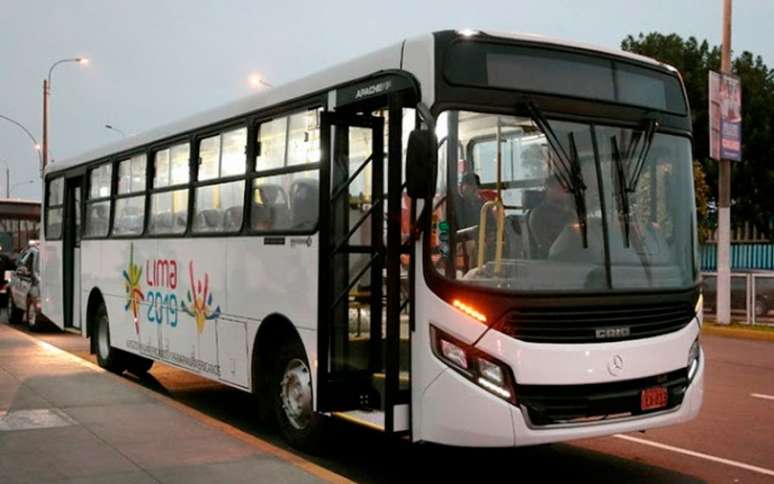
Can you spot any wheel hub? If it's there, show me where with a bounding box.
[280,358,312,430]
[97,316,110,360]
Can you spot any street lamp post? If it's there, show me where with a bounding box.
[0,160,9,198]
[10,179,36,198]
[0,114,42,171]
[105,124,126,137]
[43,57,88,170]
[248,74,272,89]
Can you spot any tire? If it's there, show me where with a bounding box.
[124,353,154,376]
[8,294,23,325]
[94,303,126,374]
[754,297,768,318]
[272,341,324,451]
[26,297,43,332]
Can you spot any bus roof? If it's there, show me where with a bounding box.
[49,30,673,176]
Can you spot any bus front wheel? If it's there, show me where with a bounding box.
[94,303,126,374]
[273,341,324,451]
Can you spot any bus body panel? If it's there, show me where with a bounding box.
[401,34,435,106]
[40,240,64,329]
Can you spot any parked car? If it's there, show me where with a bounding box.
[8,242,46,330]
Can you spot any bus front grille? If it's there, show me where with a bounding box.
[518,369,688,427]
[499,303,695,344]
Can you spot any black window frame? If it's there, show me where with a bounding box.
[45,176,65,240]
[147,138,193,238]
[82,161,113,239]
[247,106,323,236]
[190,122,249,235]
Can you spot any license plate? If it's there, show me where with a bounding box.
[641,386,668,411]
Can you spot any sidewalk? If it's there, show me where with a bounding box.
[0,323,335,484]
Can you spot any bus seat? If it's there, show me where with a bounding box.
[254,183,290,229]
[194,208,224,232]
[224,206,243,231]
[290,179,319,230]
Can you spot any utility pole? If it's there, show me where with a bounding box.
[717,0,733,324]
[42,79,49,170]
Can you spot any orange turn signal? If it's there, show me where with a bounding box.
[452,299,487,323]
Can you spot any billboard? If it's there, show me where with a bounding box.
[709,71,742,161]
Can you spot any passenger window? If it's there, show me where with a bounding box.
[118,154,146,194]
[149,189,188,234]
[193,181,244,233]
[85,163,112,237]
[251,170,318,231]
[154,143,189,188]
[256,117,286,172]
[287,110,320,166]
[114,154,147,236]
[46,177,64,239]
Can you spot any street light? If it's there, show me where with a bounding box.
[43,57,89,170]
[0,114,43,172]
[105,124,126,137]
[10,179,36,198]
[248,73,272,89]
[0,160,9,198]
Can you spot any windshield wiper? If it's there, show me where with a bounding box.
[610,119,659,247]
[610,136,632,247]
[525,100,588,247]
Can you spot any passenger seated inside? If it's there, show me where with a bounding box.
[454,172,484,230]
[528,175,575,258]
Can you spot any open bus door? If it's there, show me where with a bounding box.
[317,92,411,434]
[62,176,83,331]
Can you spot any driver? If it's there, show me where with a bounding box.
[528,175,575,257]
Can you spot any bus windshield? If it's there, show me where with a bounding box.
[432,110,697,292]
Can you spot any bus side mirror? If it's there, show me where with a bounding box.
[406,129,437,199]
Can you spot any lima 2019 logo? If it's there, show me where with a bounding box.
[123,243,221,334]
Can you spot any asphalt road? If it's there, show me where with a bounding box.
[5,315,774,483]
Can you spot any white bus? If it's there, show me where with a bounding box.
[40,30,703,449]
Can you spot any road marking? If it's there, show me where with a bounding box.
[614,434,774,478]
[751,393,774,401]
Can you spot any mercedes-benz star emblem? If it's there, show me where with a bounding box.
[607,354,624,376]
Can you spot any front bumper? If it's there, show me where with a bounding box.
[419,323,704,447]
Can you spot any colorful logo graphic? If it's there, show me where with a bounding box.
[180,261,221,334]
[123,243,145,334]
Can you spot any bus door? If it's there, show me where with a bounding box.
[317,97,410,433]
[62,177,83,330]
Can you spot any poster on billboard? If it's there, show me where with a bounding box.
[709,71,742,161]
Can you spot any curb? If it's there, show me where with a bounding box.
[702,323,774,342]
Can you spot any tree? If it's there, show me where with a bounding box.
[622,32,774,238]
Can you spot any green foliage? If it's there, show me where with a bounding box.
[693,160,711,242]
[622,32,774,237]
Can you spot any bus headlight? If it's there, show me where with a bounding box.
[694,293,704,327]
[430,325,516,404]
[687,338,700,381]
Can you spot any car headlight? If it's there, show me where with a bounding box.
[430,325,516,403]
[687,338,700,381]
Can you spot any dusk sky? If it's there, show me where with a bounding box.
[1,0,771,200]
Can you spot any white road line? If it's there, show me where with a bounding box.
[751,393,774,401]
[614,434,774,478]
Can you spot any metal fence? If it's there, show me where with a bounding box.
[702,271,774,326]
[700,243,774,271]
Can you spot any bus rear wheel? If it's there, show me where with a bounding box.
[94,303,126,374]
[273,341,324,451]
